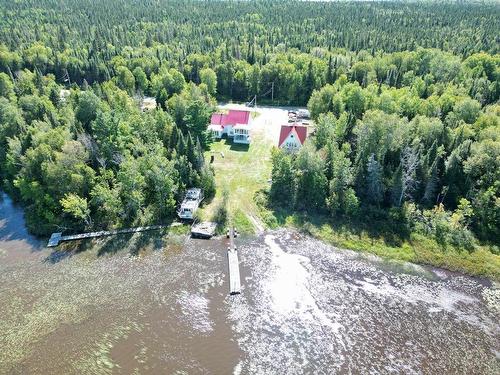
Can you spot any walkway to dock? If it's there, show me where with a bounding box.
[47,224,170,247]
[227,227,241,295]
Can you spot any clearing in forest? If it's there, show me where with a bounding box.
[198,105,289,233]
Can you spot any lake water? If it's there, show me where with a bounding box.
[1,192,499,374]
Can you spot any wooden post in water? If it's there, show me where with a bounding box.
[227,227,241,295]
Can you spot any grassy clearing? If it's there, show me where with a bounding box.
[198,130,273,233]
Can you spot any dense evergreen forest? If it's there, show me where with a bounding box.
[0,0,498,248]
[0,0,499,104]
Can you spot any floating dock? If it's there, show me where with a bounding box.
[47,224,167,247]
[227,227,241,295]
[191,222,217,239]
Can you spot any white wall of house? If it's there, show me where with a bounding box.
[233,125,250,144]
[211,129,222,138]
[208,125,223,139]
[225,125,234,136]
[210,118,251,140]
[280,131,302,151]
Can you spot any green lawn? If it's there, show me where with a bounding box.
[198,129,273,233]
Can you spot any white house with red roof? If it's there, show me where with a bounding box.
[208,109,252,144]
[278,124,308,152]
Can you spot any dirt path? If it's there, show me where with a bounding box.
[247,213,265,234]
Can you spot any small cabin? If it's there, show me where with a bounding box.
[208,109,251,143]
[278,124,308,152]
[185,188,203,201]
[178,200,198,220]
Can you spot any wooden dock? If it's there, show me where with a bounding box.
[47,224,168,247]
[227,227,241,295]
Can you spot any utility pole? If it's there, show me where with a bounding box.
[254,94,257,108]
[271,82,274,102]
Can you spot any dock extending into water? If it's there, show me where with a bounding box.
[227,227,241,295]
[47,225,167,247]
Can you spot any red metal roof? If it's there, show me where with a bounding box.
[210,113,224,126]
[210,109,250,127]
[278,125,308,147]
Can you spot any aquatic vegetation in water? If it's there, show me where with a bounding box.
[0,250,150,371]
[229,231,500,374]
[0,223,498,374]
[73,324,136,374]
[482,287,500,312]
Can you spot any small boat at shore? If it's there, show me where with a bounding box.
[191,222,217,239]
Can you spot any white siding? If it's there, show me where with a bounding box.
[280,131,302,151]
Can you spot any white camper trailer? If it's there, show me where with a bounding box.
[177,188,204,220]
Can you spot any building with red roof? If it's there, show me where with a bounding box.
[278,124,308,151]
[208,109,252,144]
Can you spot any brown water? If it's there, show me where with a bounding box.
[1,192,499,374]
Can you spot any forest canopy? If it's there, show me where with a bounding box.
[0,0,499,103]
[0,0,498,247]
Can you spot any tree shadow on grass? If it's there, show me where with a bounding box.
[229,142,250,152]
[219,136,248,150]
[128,229,169,256]
[96,232,136,257]
[44,249,74,264]
[45,231,158,262]
[43,237,99,264]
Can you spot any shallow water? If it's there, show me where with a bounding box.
[1,193,499,374]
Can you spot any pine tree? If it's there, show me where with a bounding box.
[194,137,205,171]
[270,148,296,208]
[169,125,180,151]
[326,55,334,84]
[304,60,315,102]
[186,132,196,166]
[199,164,216,199]
[176,130,186,156]
[422,155,440,207]
[327,145,359,216]
[156,88,168,110]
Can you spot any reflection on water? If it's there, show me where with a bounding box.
[234,231,499,374]
[1,193,499,374]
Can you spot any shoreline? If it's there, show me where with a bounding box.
[263,214,500,281]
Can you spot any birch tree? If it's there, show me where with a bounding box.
[398,146,420,206]
[366,153,384,206]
